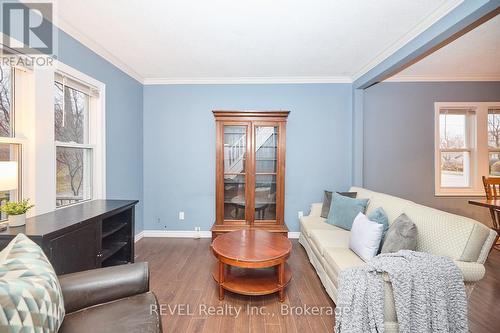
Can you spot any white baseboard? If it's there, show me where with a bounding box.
[135,230,301,242]
[134,231,145,242]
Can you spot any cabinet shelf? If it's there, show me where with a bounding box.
[102,221,127,238]
[101,241,127,261]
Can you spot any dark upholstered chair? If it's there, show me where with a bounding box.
[58,262,162,333]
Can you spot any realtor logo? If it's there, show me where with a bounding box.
[2,2,53,54]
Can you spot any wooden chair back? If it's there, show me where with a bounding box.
[482,176,500,200]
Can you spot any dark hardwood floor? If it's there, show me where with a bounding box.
[136,238,500,333]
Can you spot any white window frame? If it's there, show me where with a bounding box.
[0,62,30,214]
[54,62,106,208]
[435,102,500,196]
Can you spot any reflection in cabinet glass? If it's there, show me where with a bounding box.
[212,111,289,239]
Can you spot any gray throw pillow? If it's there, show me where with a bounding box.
[380,213,418,253]
[321,191,357,218]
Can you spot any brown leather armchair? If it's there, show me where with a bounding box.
[58,262,162,333]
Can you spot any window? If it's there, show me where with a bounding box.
[488,108,500,176]
[0,63,22,221]
[54,71,102,207]
[435,102,500,196]
[0,63,13,138]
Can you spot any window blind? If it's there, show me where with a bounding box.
[55,72,100,97]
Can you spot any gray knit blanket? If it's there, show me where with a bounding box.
[334,250,468,333]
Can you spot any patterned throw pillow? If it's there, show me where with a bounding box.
[0,234,65,333]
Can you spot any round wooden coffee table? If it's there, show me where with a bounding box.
[211,229,292,302]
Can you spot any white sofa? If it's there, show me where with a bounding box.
[299,187,496,332]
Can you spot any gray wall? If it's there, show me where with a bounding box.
[363,81,500,226]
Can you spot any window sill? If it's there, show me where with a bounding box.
[434,191,485,197]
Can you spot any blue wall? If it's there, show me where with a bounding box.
[363,81,500,225]
[56,31,144,234]
[143,84,353,232]
[0,0,144,233]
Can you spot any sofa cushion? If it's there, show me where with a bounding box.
[368,207,389,234]
[321,191,358,218]
[327,193,369,230]
[323,248,364,285]
[405,203,486,261]
[351,187,412,224]
[299,216,334,238]
[321,191,333,218]
[310,228,350,256]
[348,186,375,203]
[0,234,65,333]
[349,213,384,261]
[59,292,161,333]
[381,213,418,253]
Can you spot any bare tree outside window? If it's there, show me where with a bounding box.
[0,64,12,137]
[488,110,500,176]
[55,81,91,206]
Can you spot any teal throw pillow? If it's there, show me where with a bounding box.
[368,207,389,234]
[326,193,369,230]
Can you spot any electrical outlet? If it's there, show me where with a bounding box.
[156,217,161,224]
[179,211,185,220]
[298,211,304,219]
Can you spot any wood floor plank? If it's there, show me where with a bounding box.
[136,238,499,333]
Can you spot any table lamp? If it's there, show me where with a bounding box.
[0,161,18,194]
[0,160,17,209]
[0,161,17,230]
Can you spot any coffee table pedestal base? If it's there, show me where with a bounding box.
[212,262,292,302]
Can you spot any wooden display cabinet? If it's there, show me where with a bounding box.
[212,111,289,239]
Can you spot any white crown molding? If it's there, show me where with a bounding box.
[143,76,352,85]
[50,0,464,86]
[352,0,464,81]
[385,74,500,82]
[56,17,144,84]
[135,230,301,241]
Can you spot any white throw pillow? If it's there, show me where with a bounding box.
[349,212,384,261]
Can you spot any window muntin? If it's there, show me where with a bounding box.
[54,76,93,207]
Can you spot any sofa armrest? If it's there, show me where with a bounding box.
[58,262,150,313]
[378,261,485,283]
[454,260,486,283]
[309,203,323,217]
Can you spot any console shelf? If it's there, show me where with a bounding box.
[0,200,138,275]
[102,241,128,261]
[102,221,127,238]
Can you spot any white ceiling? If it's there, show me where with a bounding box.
[390,14,500,81]
[53,0,463,83]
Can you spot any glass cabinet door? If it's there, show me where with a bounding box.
[254,126,278,221]
[223,125,247,220]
